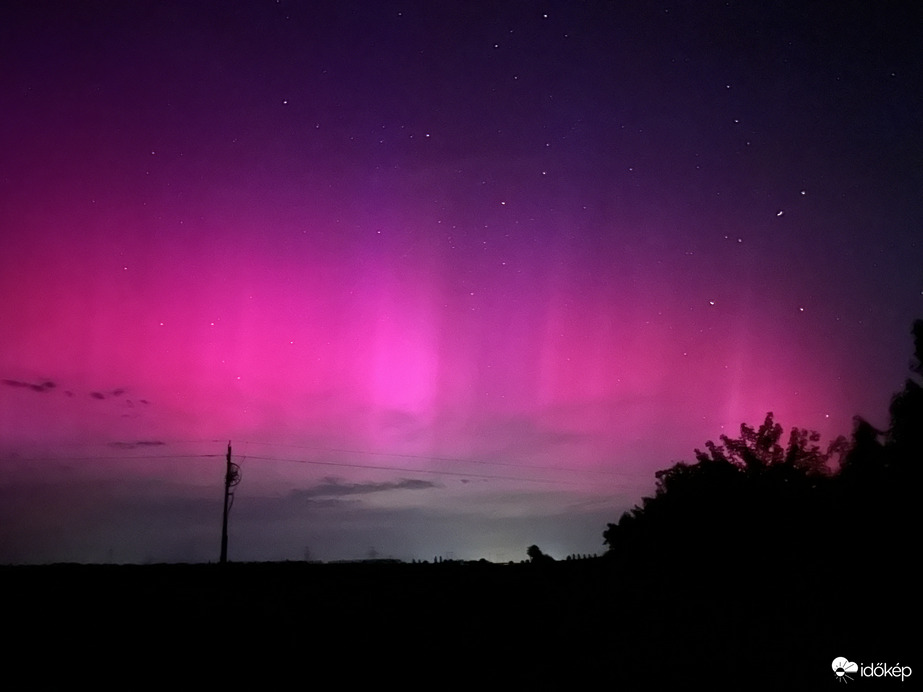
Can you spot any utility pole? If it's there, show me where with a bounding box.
[219,440,241,564]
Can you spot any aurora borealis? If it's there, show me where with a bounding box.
[1,1,920,564]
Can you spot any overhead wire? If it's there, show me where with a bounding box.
[235,438,647,479]
[1,439,653,488]
[242,453,586,485]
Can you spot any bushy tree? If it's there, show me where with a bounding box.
[835,320,922,555]
[602,411,852,588]
[690,412,847,476]
[527,544,554,564]
[886,319,923,476]
[604,319,921,593]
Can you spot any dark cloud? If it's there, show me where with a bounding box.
[2,380,150,405]
[2,379,29,389]
[90,389,130,400]
[293,477,439,500]
[3,379,55,393]
[0,379,143,404]
[108,441,167,450]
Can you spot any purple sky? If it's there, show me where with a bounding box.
[1,1,921,564]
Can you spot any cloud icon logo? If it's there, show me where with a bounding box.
[832,657,858,683]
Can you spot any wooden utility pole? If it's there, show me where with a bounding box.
[219,440,241,564]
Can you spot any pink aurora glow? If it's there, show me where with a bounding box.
[0,1,919,564]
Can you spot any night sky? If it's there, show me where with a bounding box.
[1,1,920,564]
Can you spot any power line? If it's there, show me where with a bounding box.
[2,435,651,478]
[5,454,219,462]
[236,438,646,479]
[242,453,588,485]
[2,442,653,487]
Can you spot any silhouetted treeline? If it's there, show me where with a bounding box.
[602,320,922,598]
[5,325,918,687]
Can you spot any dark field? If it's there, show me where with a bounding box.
[4,558,911,687]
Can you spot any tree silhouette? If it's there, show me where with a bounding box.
[602,411,854,591]
[527,545,554,564]
[886,319,923,477]
[835,319,921,565]
[689,411,847,475]
[603,318,922,598]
